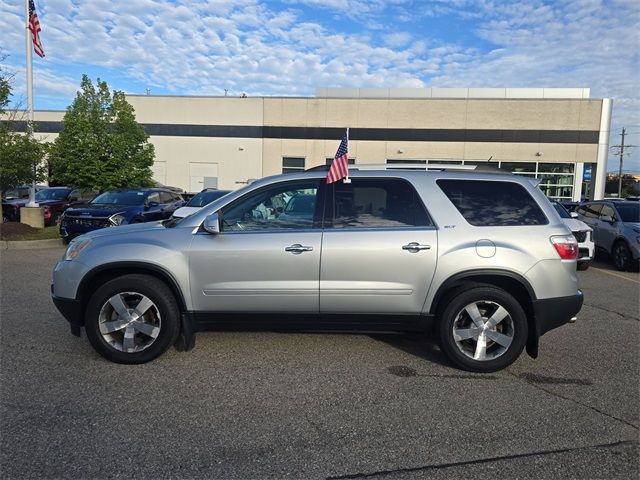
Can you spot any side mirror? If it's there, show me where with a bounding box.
[146,201,159,210]
[203,212,220,234]
[601,215,615,223]
[570,212,578,219]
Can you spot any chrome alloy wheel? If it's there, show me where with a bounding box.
[98,292,162,353]
[452,300,514,361]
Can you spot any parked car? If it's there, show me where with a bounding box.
[51,166,582,372]
[550,200,594,270]
[171,189,231,219]
[2,187,93,226]
[59,188,185,243]
[2,184,47,200]
[576,200,640,271]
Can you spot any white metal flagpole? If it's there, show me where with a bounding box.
[25,0,38,207]
[343,127,351,183]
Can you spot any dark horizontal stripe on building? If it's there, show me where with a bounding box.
[7,121,600,144]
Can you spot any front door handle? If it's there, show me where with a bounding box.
[402,242,431,253]
[285,244,314,254]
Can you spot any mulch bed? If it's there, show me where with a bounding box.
[0,222,40,240]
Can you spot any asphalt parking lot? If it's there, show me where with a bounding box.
[1,246,638,479]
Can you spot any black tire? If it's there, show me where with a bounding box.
[612,240,632,271]
[62,236,72,245]
[84,274,180,364]
[438,286,528,373]
[49,212,62,227]
[577,261,590,271]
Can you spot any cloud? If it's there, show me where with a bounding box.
[1,0,638,170]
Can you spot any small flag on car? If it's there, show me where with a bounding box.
[326,130,350,184]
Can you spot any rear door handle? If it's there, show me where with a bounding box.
[285,244,314,254]
[402,242,431,252]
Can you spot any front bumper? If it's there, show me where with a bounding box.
[51,291,83,327]
[534,290,584,337]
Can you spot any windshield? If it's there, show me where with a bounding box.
[187,190,230,208]
[616,203,640,223]
[550,200,571,219]
[36,188,70,201]
[91,191,148,206]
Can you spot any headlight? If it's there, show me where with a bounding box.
[64,238,91,261]
[109,213,126,226]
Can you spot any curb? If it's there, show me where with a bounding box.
[1,238,66,250]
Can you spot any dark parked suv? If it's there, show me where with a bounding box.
[2,187,92,226]
[60,188,184,242]
[576,200,640,271]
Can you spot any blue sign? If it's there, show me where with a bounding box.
[583,165,592,181]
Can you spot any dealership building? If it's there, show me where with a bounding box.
[31,87,612,200]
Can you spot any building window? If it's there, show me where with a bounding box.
[386,159,427,170]
[325,157,356,166]
[496,161,576,200]
[282,157,305,174]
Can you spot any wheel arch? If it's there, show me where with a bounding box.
[428,269,539,358]
[76,262,188,320]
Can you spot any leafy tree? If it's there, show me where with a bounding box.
[0,58,47,213]
[49,75,154,192]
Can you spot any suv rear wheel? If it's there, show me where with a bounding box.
[85,274,180,364]
[612,240,632,271]
[438,286,527,373]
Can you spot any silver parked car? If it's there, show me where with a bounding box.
[576,200,640,271]
[52,165,583,372]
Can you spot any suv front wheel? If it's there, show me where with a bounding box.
[85,274,180,364]
[438,286,527,373]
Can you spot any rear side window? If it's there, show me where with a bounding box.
[330,178,432,229]
[576,203,602,219]
[437,179,548,226]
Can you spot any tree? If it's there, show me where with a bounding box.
[49,75,154,192]
[0,58,47,215]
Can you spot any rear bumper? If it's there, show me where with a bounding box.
[534,290,583,336]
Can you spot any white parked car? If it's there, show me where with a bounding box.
[551,200,594,270]
[171,189,231,219]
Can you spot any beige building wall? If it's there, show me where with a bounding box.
[24,91,608,199]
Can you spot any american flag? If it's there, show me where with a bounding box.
[326,133,349,184]
[29,0,45,58]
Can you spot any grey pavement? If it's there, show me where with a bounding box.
[1,247,638,479]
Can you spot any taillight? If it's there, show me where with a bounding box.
[550,235,578,259]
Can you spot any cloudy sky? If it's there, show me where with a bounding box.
[2,0,639,171]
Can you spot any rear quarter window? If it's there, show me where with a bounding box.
[437,179,548,226]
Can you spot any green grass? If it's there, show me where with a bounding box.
[1,226,62,241]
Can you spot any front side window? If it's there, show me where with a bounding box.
[330,178,431,229]
[437,179,548,226]
[221,181,320,232]
[600,205,616,220]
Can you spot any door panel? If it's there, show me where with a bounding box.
[320,229,437,313]
[189,232,321,312]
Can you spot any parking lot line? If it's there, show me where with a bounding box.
[590,267,640,284]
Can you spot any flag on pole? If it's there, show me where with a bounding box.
[29,0,45,58]
[326,131,349,184]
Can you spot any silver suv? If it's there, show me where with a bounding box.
[51,166,583,372]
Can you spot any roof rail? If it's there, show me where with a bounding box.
[305,163,511,174]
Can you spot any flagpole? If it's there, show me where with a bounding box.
[343,127,351,183]
[25,0,38,207]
